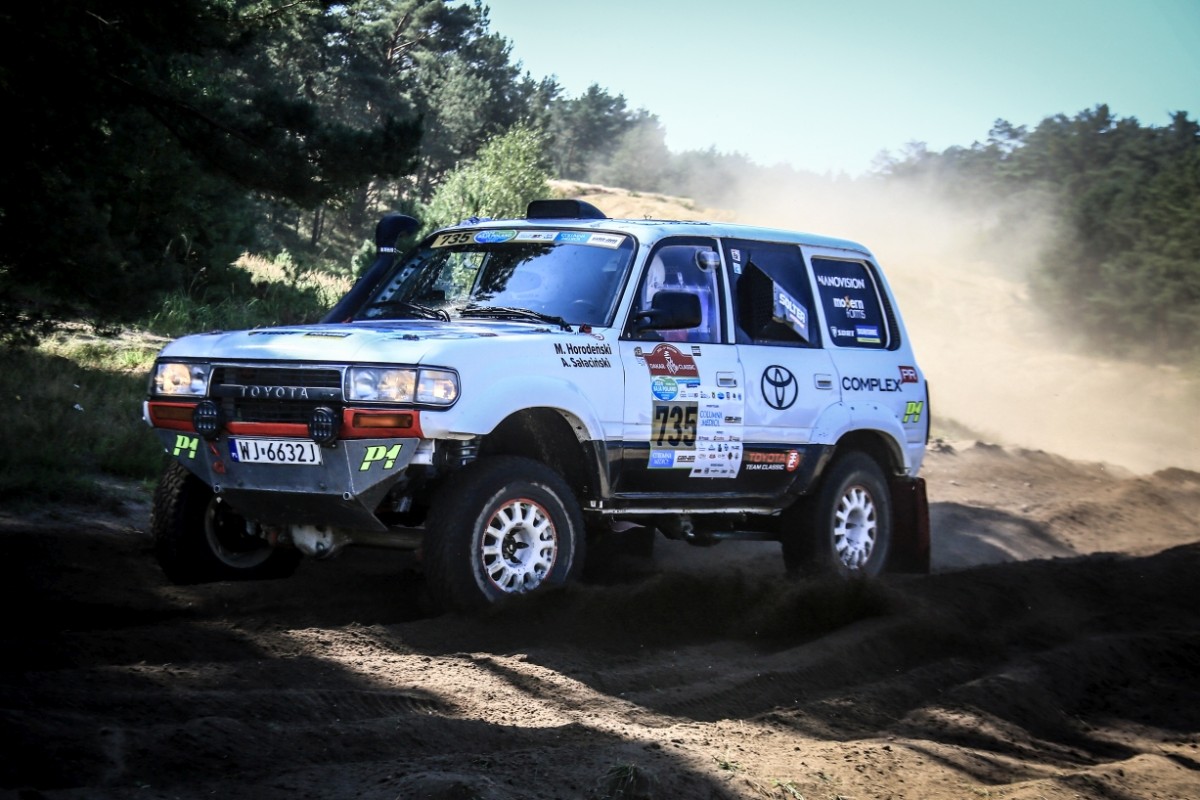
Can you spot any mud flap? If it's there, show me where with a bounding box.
[887,476,930,573]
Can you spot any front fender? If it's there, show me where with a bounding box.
[423,373,614,444]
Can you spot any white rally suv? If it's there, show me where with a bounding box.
[144,199,930,611]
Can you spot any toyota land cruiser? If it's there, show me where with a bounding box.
[144,199,930,611]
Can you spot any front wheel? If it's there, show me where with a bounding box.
[152,461,301,585]
[422,456,585,612]
[782,452,892,578]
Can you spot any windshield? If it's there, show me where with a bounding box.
[354,229,636,328]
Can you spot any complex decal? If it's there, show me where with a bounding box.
[761,365,798,410]
[842,375,905,392]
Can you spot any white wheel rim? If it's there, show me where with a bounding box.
[480,497,558,593]
[833,484,877,571]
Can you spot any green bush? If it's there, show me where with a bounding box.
[142,253,353,337]
[423,125,551,232]
[0,341,163,509]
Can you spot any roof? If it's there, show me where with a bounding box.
[449,213,874,258]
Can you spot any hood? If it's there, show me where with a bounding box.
[156,319,570,364]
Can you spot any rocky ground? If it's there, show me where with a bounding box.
[3,440,1200,800]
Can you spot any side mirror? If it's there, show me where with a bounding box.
[635,290,703,331]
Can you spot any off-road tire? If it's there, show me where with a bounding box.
[422,456,585,612]
[782,452,892,578]
[152,461,301,585]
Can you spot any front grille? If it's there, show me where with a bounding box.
[212,366,342,389]
[211,365,343,425]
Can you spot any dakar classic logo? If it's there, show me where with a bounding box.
[641,343,700,378]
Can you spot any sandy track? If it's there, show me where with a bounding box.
[3,442,1199,800]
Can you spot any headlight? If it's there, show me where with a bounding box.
[349,367,458,406]
[417,369,459,405]
[153,362,211,397]
[350,368,416,402]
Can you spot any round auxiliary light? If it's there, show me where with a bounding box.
[308,406,340,445]
[193,400,222,440]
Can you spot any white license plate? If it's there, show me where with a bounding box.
[229,438,323,465]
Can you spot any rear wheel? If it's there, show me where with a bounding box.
[422,456,584,612]
[782,452,892,577]
[152,461,301,584]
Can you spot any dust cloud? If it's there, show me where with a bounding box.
[670,172,1199,475]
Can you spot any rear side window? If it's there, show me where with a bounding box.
[811,257,889,349]
[725,240,819,348]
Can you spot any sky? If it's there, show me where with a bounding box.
[483,0,1200,176]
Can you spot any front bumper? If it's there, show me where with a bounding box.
[156,429,421,532]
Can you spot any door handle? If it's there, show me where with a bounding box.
[815,374,834,390]
[717,372,738,387]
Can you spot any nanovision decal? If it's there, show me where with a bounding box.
[639,343,700,379]
[742,450,802,472]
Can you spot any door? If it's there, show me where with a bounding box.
[725,239,840,492]
[615,238,746,495]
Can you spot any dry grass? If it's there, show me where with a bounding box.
[235,253,353,308]
[550,179,738,222]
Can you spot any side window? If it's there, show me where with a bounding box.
[725,240,819,348]
[810,257,889,349]
[626,240,723,343]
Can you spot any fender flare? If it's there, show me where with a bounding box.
[811,401,913,474]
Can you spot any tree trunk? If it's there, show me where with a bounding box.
[310,205,325,247]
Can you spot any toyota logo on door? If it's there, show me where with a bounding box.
[760,365,798,410]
